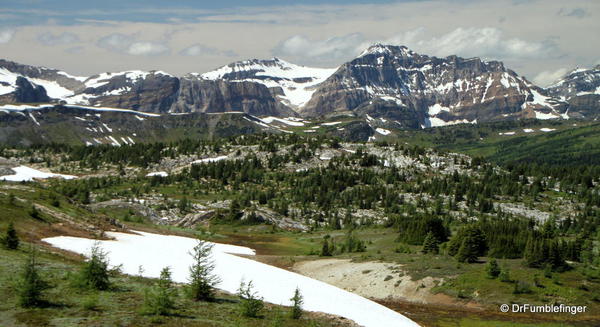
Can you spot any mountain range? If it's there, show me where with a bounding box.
[1,44,599,132]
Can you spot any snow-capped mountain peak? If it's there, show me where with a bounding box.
[547,65,600,99]
[199,58,337,108]
[358,43,414,58]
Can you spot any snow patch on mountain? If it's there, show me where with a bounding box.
[261,116,305,126]
[0,68,18,95]
[29,78,74,98]
[200,58,336,108]
[0,166,76,182]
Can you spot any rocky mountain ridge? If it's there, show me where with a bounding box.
[1,45,597,126]
[545,65,600,120]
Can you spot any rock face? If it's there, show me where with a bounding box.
[301,44,566,126]
[0,76,50,103]
[171,76,296,116]
[545,66,600,119]
[79,71,179,113]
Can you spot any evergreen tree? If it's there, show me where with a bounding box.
[143,267,176,316]
[421,231,439,254]
[187,240,220,301]
[178,196,190,213]
[237,280,264,318]
[499,266,512,283]
[289,287,303,320]
[18,248,50,307]
[227,198,242,221]
[320,236,332,256]
[29,205,41,220]
[486,258,500,279]
[450,225,487,262]
[1,222,19,250]
[76,242,110,290]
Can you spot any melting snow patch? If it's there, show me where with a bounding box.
[28,113,40,126]
[261,117,305,126]
[42,231,419,327]
[534,111,559,120]
[375,128,391,135]
[428,104,450,116]
[321,121,342,126]
[540,128,556,132]
[498,132,516,136]
[107,136,120,146]
[523,129,534,133]
[146,171,168,177]
[0,166,76,182]
[193,156,228,164]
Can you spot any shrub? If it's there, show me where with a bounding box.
[499,267,512,283]
[513,280,532,294]
[237,280,263,318]
[75,242,110,290]
[485,259,500,279]
[143,267,176,316]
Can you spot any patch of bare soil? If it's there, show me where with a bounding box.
[293,258,453,305]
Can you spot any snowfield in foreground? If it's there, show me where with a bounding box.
[43,231,419,327]
[0,166,77,182]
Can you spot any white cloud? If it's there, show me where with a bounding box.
[127,41,169,56]
[97,33,135,52]
[273,33,366,62]
[180,43,236,57]
[0,28,15,44]
[386,27,559,60]
[533,68,569,87]
[38,32,80,46]
[97,33,169,56]
[273,27,560,67]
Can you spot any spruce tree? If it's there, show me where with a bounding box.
[188,240,220,301]
[237,280,264,318]
[289,287,303,320]
[143,267,176,316]
[499,266,512,283]
[485,258,500,279]
[422,232,439,254]
[320,236,332,256]
[77,242,110,290]
[452,225,487,263]
[18,248,50,307]
[2,222,19,250]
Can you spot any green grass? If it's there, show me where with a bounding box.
[0,245,350,327]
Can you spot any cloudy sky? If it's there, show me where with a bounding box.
[0,0,598,86]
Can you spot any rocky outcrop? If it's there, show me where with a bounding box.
[170,76,296,116]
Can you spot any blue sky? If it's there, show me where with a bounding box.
[0,0,598,86]
[1,0,401,25]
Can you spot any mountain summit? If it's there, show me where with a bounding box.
[300,44,567,127]
[2,45,597,126]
